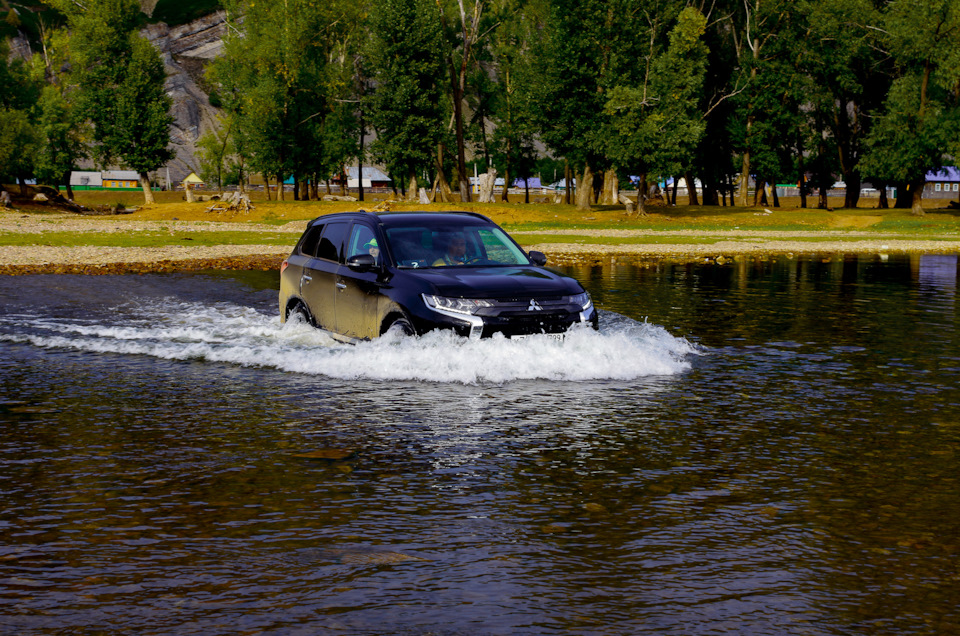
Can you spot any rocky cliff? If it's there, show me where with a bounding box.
[142,12,227,184]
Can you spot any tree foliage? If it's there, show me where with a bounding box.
[5,0,960,212]
[47,0,172,203]
[366,0,446,196]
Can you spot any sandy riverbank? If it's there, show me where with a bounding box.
[2,209,959,275]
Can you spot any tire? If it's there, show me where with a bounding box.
[384,316,415,337]
[287,301,311,326]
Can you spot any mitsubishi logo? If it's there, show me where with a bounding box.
[527,299,542,311]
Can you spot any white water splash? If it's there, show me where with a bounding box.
[0,301,696,383]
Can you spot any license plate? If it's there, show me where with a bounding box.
[511,333,565,342]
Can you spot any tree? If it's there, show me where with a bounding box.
[196,114,240,192]
[731,0,793,207]
[211,0,361,200]
[0,38,41,193]
[0,108,40,192]
[861,0,960,216]
[798,0,888,209]
[437,0,494,202]
[50,0,173,204]
[528,0,621,209]
[486,0,539,203]
[604,7,709,213]
[366,0,446,199]
[33,85,88,199]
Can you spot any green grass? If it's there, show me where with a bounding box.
[517,234,721,246]
[0,230,293,248]
[871,214,960,234]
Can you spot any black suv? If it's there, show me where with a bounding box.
[279,211,597,341]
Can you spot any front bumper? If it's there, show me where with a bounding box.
[412,296,598,339]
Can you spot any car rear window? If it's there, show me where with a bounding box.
[316,222,348,262]
[298,224,324,256]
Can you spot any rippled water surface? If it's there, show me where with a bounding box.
[2,254,960,634]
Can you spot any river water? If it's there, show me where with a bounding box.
[1,254,959,634]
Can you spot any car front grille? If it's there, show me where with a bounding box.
[477,297,582,337]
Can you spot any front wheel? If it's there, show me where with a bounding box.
[384,317,415,337]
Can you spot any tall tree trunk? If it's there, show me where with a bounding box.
[452,83,470,202]
[264,174,272,201]
[739,149,752,206]
[278,174,285,201]
[738,16,759,207]
[834,97,861,209]
[894,181,911,208]
[911,180,925,216]
[407,172,418,201]
[636,172,648,215]
[754,178,765,206]
[63,170,74,200]
[501,134,512,202]
[564,162,572,205]
[843,173,861,209]
[878,182,888,209]
[797,147,807,209]
[576,164,593,210]
[703,180,718,206]
[671,177,678,205]
[139,172,154,204]
[771,184,780,207]
[434,143,453,202]
[599,169,618,204]
[685,172,699,205]
[524,179,530,204]
[818,184,828,209]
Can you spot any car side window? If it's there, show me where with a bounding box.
[299,224,324,256]
[346,224,378,261]
[316,222,348,262]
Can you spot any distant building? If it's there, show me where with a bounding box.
[512,177,550,190]
[925,167,960,198]
[344,167,392,189]
[181,172,205,188]
[102,170,140,189]
[69,171,103,189]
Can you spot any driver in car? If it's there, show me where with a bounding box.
[433,234,467,266]
[364,238,380,261]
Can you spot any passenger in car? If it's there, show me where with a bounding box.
[433,234,467,266]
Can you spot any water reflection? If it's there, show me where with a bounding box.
[2,255,960,634]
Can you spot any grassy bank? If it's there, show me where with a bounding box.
[4,193,960,256]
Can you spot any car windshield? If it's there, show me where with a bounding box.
[384,221,531,268]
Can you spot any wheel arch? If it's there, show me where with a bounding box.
[284,296,314,325]
[379,306,416,336]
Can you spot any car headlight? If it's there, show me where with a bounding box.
[569,292,593,311]
[422,294,494,315]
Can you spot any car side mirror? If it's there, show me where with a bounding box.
[528,250,547,266]
[346,253,378,271]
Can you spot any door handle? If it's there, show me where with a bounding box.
[336,282,347,290]
[302,274,312,282]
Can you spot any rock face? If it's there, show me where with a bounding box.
[142,13,229,184]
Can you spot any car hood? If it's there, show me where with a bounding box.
[404,266,582,297]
